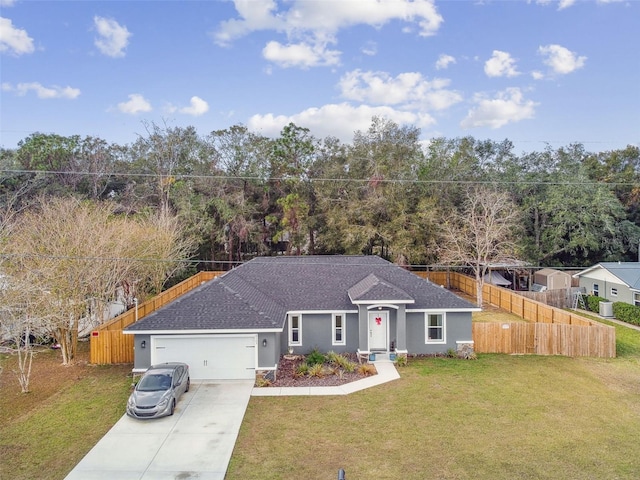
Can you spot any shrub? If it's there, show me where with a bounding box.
[586,295,608,312]
[357,364,376,376]
[305,348,326,366]
[613,302,640,326]
[295,363,309,377]
[308,363,325,377]
[341,359,356,373]
[327,351,356,372]
[255,375,272,387]
[395,354,408,367]
[326,350,340,364]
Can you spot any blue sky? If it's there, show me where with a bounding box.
[1,0,638,154]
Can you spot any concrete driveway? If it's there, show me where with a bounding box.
[65,379,254,480]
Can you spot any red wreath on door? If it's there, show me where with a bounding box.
[375,317,382,325]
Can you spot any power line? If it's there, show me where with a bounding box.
[0,252,595,271]
[1,169,637,187]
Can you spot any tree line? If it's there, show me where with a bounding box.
[2,117,638,269]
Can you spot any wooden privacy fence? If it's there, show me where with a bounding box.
[417,270,615,358]
[472,322,615,357]
[90,271,223,364]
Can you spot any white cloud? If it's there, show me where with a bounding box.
[532,0,620,9]
[484,50,520,78]
[0,0,16,7]
[248,102,435,143]
[215,0,442,44]
[361,41,377,56]
[461,88,537,129]
[94,16,131,58]
[283,0,443,37]
[262,40,341,68]
[558,0,577,9]
[0,17,35,55]
[179,96,209,116]
[213,0,285,46]
[2,82,80,99]
[338,69,462,111]
[538,44,586,75]
[435,54,456,70]
[214,0,442,68]
[117,94,152,114]
[531,70,544,80]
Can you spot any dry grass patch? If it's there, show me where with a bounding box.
[0,342,132,480]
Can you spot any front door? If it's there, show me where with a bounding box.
[368,311,388,351]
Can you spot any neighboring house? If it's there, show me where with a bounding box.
[532,268,573,292]
[124,256,479,380]
[573,262,640,306]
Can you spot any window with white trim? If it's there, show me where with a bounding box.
[332,313,346,346]
[610,287,618,297]
[593,283,599,296]
[425,313,445,343]
[289,314,301,346]
[634,292,640,307]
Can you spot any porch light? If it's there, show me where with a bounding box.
[262,339,267,347]
[140,340,146,349]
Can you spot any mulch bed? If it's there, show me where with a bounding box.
[264,353,377,388]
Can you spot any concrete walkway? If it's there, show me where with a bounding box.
[251,359,400,397]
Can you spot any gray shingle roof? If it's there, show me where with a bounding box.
[125,255,475,332]
[595,262,640,290]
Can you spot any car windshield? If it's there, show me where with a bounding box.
[137,373,172,391]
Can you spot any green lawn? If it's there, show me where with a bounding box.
[228,351,640,479]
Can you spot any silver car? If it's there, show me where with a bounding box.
[126,362,190,419]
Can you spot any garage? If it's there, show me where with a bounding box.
[151,335,257,380]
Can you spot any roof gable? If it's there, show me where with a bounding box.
[348,274,414,303]
[574,262,640,290]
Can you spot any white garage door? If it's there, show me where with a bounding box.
[151,335,257,380]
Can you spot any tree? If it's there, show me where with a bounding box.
[267,123,318,254]
[319,117,430,263]
[505,145,640,265]
[74,136,119,199]
[128,122,212,216]
[15,133,82,194]
[537,180,640,265]
[439,186,522,307]
[0,272,48,393]
[3,197,195,364]
[203,125,271,264]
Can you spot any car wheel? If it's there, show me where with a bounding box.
[170,399,175,416]
[185,377,190,392]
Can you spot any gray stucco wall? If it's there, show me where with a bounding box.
[281,313,358,355]
[132,334,151,370]
[406,311,472,355]
[258,332,279,369]
[578,277,634,305]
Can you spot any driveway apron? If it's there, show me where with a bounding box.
[65,380,254,480]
